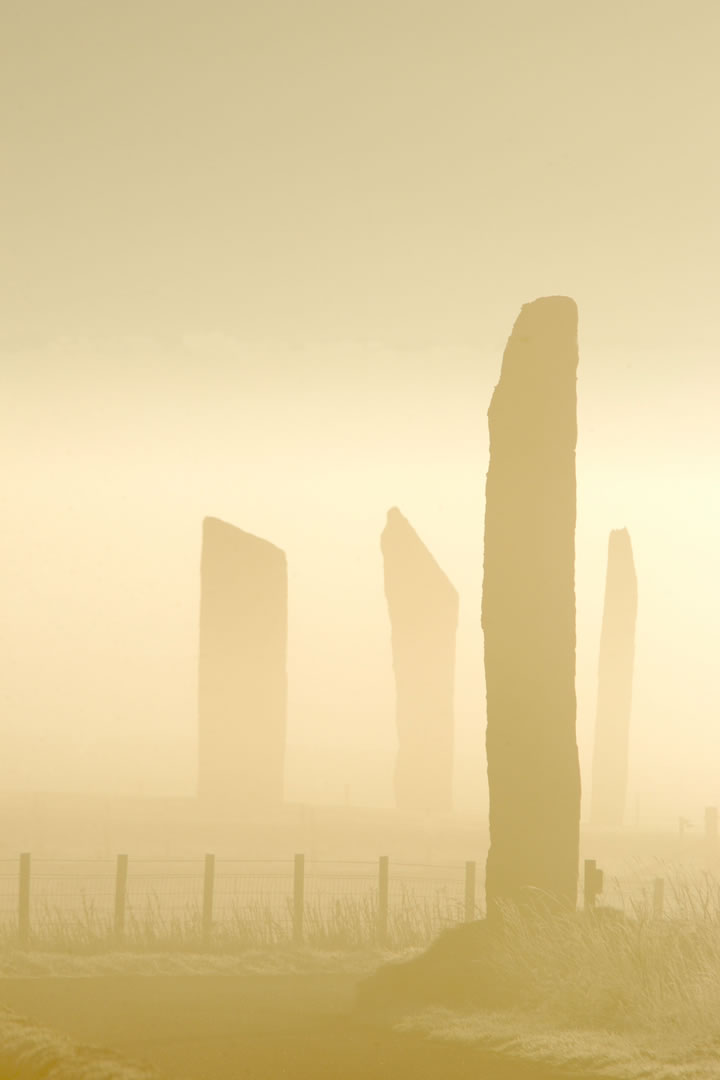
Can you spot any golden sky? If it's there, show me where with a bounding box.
[2,1,718,349]
[1,2,719,821]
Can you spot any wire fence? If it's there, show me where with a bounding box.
[0,854,477,952]
[0,853,715,953]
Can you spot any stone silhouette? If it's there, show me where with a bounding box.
[381,507,459,813]
[482,296,581,916]
[197,517,287,807]
[590,528,638,828]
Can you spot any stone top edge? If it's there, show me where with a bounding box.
[520,294,577,310]
[608,527,637,572]
[382,507,459,598]
[202,516,286,557]
[512,295,578,335]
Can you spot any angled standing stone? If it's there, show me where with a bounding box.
[197,517,287,807]
[381,507,459,813]
[482,296,581,916]
[590,528,638,828]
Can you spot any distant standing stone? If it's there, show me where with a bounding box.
[591,528,638,828]
[197,517,287,808]
[381,507,459,813]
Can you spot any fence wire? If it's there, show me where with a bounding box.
[0,855,710,950]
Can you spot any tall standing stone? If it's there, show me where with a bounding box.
[482,296,581,916]
[590,528,638,828]
[197,517,287,807]
[381,507,459,813]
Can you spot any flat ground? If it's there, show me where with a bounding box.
[0,973,586,1080]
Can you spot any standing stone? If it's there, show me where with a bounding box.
[197,517,287,807]
[482,296,581,916]
[590,528,638,828]
[381,507,459,813]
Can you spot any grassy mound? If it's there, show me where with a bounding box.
[0,1006,162,1080]
[358,900,720,1048]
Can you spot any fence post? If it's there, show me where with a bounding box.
[377,855,389,946]
[18,853,31,949]
[114,854,128,945]
[202,853,215,945]
[584,858,599,911]
[653,877,665,920]
[293,853,304,946]
[464,860,476,922]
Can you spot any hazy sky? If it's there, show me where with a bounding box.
[1,2,719,821]
[2,0,718,350]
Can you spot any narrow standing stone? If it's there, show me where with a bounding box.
[482,296,581,916]
[590,528,638,828]
[197,517,287,807]
[381,507,459,813]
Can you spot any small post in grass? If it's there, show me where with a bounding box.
[653,877,665,921]
[18,852,31,949]
[377,855,389,946]
[114,854,128,946]
[202,853,215,945]
[464,860,476,922]
[293,853,305,946]
[583,858,603,912]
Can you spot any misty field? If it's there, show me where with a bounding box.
[4,881,720,1080]
[0,855,477,954]
[3,857,720,1077]
[0,851,687,954]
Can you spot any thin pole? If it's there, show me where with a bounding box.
[18,853,31,949]
[583,858,597,912]
[293,853,304,946]
[377,855,389,946]
[202,854,215,945]
[114,854,128,945]
[464,860,476,922]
